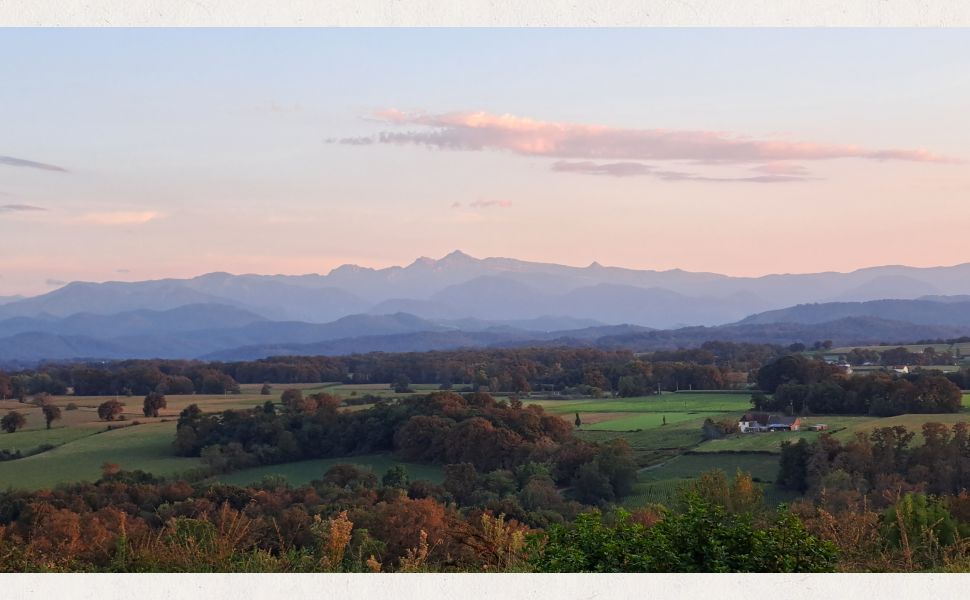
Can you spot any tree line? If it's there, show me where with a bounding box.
[0,343,784,399]
[752,354,963,416]
[0,363,240,400]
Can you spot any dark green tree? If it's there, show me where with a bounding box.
[382,465,410,489]
[393,374,413,394]
[142,392,167,418]
[41,403,62,429]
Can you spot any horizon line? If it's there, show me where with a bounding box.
[17,250,970,296]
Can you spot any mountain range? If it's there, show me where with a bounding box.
[7,251,970,328]
[3,252,970,363]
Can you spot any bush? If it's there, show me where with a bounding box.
[529,497,838,572]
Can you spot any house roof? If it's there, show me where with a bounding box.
[741,412,770,425]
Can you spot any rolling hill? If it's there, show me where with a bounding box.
[736,298,970,327]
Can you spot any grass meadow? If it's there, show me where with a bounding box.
[213,454,444,487]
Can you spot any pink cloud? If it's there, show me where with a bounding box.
[336,109,960,183]
[552,161,813,183]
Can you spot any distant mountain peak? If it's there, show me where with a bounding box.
[443,249,473,260]
[193,271,236,282]
[328,263,375,275]
[407,250,478,270]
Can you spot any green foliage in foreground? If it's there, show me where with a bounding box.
[529,495,837,573]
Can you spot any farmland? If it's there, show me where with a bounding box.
[0,422,202,490]
[2,387,970,505]
[0,383,451,490]
[828,342,970,356]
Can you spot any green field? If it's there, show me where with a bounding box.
[0,422,201,490]
[577,416,713,467]
[0,425,102,455]
[581,411,703,431]
[321,383,442,399]
[535,393,752,415]
[214,454,444,487]
[0,384,447,491]
[621,452,786,508]
[642,452,781,482]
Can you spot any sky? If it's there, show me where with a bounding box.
[2,28,969,296]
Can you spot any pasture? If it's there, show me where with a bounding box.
[0,391,278,456]
[0,422,202,490]
[580,411,701,431]
[214,454,444,487]
[318,382,441,399]
[0,387,297,489]
[621,453,787,508]
[534,392,752,416]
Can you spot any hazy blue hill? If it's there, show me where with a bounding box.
[0,332,134,361]
[594,317,970,352]
[199,329,527,361]
[0,281,236,318]
[0,304,266,338]
[736,298,970,327]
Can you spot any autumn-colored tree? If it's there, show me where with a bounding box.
[280,388,309,412]
[1,410,27,433]
[354,497,449,567]
[308,392,342,413]
[462,512,530,571]
[312,510,354,571]
[678,469,765,515]
[97,400,125,421]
